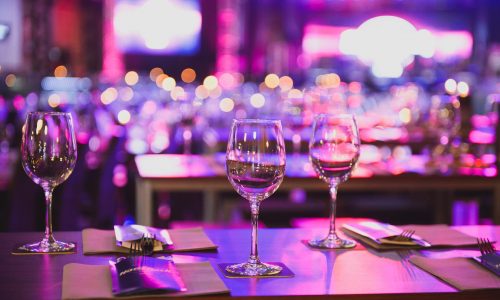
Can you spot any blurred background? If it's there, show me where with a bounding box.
[1,0,500,231]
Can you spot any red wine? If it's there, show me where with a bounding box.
[22,154,76,187]
[226,160,285,201]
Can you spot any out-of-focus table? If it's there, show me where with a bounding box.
[134,154,500,226]
[0,226,499,300]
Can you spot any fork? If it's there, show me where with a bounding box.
[141,233,156,256]
[477,238,496,256]
[129,234,144,256]
[394,229,416,242]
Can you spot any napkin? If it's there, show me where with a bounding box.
[410,256,500,290]
[114,225,173,252]
[82,227,217,255]
[342,222,478,251]
[62,262,230,299]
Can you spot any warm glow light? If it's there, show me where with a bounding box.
[203,75,218,90]
[399,108,411,123]
[444,78,457,94]
[48,94,61,108]
[124,71,139,85]
[195,85,209,99]
[219,97,234,112]
[5,74,16,87]
[288,88,303,99]
[54,65,68,78]
[264,73,280,89]
[170,86,185,100]
[117,109,131,124]
[149,67,164,81]
[250,93,266,108]
[101,87,118,105]
[279,76,293,91]
[162,77,176,91]
[457,81,469,97]
[181,68,196,83]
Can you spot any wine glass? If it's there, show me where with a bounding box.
[283,89,313,155]
[308,114,360,249]
[226,119,286,275]
[19,112,77,253]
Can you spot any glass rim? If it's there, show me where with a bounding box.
[27,111,71,116]
[232,118,281,124]
[315,113,356,119]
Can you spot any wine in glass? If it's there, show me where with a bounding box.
[19,112,77,253]
[308,114,360,249]
[226,119,286,275]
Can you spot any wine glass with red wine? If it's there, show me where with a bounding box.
[19,112,77,253]
[308,114,360,249]
[225,119,286,275]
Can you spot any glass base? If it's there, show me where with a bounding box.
[18,239,75,253]
[308,235,356,249]
[226,261,282,276]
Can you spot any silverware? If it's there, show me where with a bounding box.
[141,233,156,256]
[394,229,415,242]
[473,238,500,277]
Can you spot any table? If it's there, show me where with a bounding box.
[0,226,498,300]
[134,154,500,226]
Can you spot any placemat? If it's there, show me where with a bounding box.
[62,262,230,299]
[410,256,500,290]
[82,227,217,254]
[342,224,478,251]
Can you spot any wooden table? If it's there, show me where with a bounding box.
[0,226,498,300]
[134,154,500,226]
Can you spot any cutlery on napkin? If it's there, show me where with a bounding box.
[342,221,431,247]
[114,224,173,252]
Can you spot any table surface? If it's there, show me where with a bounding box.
[1,226,499,300]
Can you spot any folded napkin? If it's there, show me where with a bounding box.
[62,261,230,299]
[342,222,478,251]
[82,227,217,255]
[410,256,500,290]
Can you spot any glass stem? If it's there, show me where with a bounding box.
[248,199,260,264]
[327,184,339,238]
[292,133,301,154]
[43,186,56,244]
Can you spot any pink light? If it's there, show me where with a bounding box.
[302,25,348,57]
[434,31,472,61]
[468,130,495,144]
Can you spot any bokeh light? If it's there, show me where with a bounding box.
[264,73,280,88]
[5,74,16,87]
[203,75,219,90]
[219,97,235,112]
[250,93,266,108]
[149,67,164,81]
[54,65,68,78]
[117,109,131,125]
[181,68,196,83]
[444,78,457,94]
[124,71,139,85]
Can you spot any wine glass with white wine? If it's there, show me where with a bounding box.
[308,114,360,249]
[19,112,77,253]
[226,119,286,275]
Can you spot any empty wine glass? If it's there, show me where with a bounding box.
[308,114,360,249]
[19,112,77,253]
[226,119,286,275]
